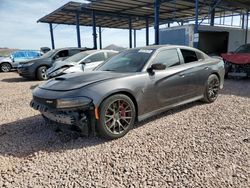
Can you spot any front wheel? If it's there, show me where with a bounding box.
[37,66,48,80]
[0,63,12,72]
[97,94,136,139]
[202,74,220,103]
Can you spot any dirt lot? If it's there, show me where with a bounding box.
[0,72,249,187]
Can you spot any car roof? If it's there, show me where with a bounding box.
[84,49,118,53]
[133,45,198,51]
[53,47,91,51]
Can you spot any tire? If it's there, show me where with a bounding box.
[97,94,136,139]
[37,66,48,80]
[224,61,231,79]
[0,62,12,72]
[202,74,220,103]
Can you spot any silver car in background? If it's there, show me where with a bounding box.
[47,50,118,78]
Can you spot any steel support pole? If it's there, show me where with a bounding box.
[210,6,215,26]
[99,27,102,49]
[154,0,160,45]
[49,23,55,49]
[134,29,136,48]
[194,0,199,48]
[76,12,81,48]
[245,11,249,44]
[129,18,132,48]
[242,14,245,29]
[146,17,149,46]
[92,10,97,49]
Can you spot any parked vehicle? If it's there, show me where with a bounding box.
[47,50,118,78]
[30,45,225,139]
[17,47,90,80]
[0,50,41,72]
[221,44,250,77]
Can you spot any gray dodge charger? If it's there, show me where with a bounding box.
[31,45,225,139]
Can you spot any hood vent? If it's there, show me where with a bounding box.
[54,77,66,81]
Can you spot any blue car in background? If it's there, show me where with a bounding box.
[0,50,41,72]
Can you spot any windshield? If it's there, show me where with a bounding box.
[64,51,91,63]
[235,45,250,53]
[97,49,155,72]
[41,49,58,58]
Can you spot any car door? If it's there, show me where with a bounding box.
[179,48,211,96]
[83,52,106,71]
[147,48,194,108]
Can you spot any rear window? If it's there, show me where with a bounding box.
[180,49,198,63]
[235,45,250,53]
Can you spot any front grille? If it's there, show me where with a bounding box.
[33,96,57,108]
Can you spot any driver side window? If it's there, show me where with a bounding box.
[153,49,180,68]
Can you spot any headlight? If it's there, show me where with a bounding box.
[49,67,68,77]
[56,97,92,108]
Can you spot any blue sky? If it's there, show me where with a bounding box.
[0,0,156,50]
[0,0,244,50]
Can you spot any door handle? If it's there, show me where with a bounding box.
[179,73,185,78]
[204,67,209,70]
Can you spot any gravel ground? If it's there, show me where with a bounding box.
[0,72,249,187]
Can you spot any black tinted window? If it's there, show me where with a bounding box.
[69,49,81,56]
[181,49,198,63]
[87,52,105,62]
[154,49,180,68]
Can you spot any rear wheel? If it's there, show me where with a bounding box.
[0,63,12,72]
[203,74,220,103]
[97,94,136,139]
[37,66,48,80]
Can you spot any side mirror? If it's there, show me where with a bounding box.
[147,63,166,74]
[53,54,59,60]
[81,59,91,64]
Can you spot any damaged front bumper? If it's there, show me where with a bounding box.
[30,98,97,136]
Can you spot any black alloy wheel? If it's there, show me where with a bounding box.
[97,94,136,139]
[37,66,48,80]
[203,74,220,103]
[0,63,12,72]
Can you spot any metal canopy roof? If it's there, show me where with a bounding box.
[38,0,250,30]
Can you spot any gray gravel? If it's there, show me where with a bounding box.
[0,72,249,187]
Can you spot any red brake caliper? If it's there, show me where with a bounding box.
[119,101,126,117]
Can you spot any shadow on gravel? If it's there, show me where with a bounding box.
[221,78,250,98]
[1,77,31,83]
[30,84,39,90]
[0,101,202,158]
[0,115,106,158]
[136,101,201,128]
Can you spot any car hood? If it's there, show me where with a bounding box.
[221,53,250,65]
[47,61,75,75]
[0,57,11,63]
[38,71,129,91]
